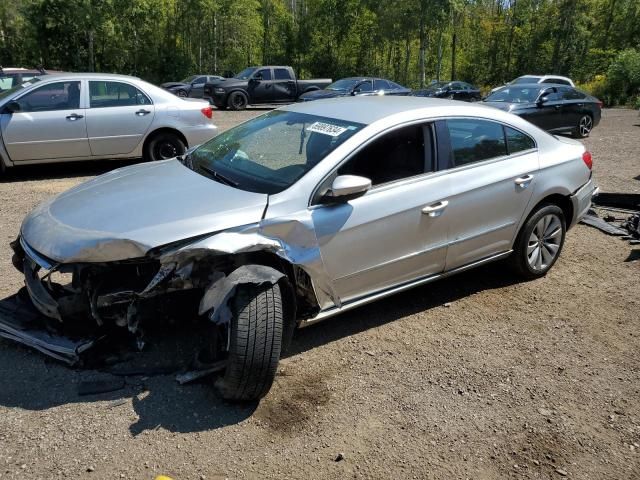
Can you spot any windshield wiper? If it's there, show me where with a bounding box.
[198,164,239,187]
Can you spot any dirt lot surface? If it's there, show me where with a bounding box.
[0,108,639,480]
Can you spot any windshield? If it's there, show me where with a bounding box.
[187,110,365,194]
[234,67,257,80]
[485,86,541,103]
[180,75,198,83]
[326,79,360,91]
[512,76,539,85]
[0,77,41,99]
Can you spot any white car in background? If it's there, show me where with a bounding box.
[0,73,218,173]
[491,75,575,93]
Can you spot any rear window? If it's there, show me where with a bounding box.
[274,68,292,80]
[446,119,507,167]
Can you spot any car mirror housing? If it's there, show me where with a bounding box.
[322,175,371,203]
[4,100,21,114]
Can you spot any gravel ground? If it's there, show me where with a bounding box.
[0,108,639,480]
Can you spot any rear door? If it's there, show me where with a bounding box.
[1,80,90,161]
[85,80,155,156]
[435,119,538,269]
[272,68,297,101]
[558,87,584,129]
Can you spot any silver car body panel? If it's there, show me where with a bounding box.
[0,73,217,168]
[16,97,593,326]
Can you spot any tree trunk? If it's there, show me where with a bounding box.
[451,31,457,80]
[419,15,425,88]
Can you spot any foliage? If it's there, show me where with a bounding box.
[1,0,639,104]
[606,48,640,106]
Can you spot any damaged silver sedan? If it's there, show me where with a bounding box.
[2,97,597,401]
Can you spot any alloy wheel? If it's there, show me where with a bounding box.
[526,214,562,271]
[579,115,593,137]
[177,90,187,97]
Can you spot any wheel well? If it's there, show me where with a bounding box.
[530,194,573,225]
[143,128,189,153]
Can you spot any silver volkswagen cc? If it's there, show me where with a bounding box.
[0,73,218,173]
[2,96,596,401]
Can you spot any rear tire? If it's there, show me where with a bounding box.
[227,91,248,111]
[509,204,566,280]
[144,132,186,162]
[219,283,283,401]
[573,114,593,138]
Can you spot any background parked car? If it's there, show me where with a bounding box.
[490,74,575,93]
[161,74,225,98]
[412,81,482,101]
[483,83,602,138]
[0,73,218,173]
[204,65,331,110]
[298,77,411,101]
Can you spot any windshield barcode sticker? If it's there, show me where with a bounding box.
[306,122,348,137]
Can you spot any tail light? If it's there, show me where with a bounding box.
[201,106,213,119]
[582,151,593,170]
[597,100,603,108]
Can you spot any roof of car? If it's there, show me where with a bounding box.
[282,96,511,125]
[43,72,141,80]
[501,83,572,89]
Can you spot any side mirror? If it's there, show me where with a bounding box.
[537,95,550,105]
[4,100,21,113]
[322,175,371,203]
[251,73,263,82]
[351,88,360,95]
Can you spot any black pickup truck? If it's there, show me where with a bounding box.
[204,66,331,110]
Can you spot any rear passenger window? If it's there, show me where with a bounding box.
[505,127,535,154]
[90,81,151,108]
[338,124,430,185]
[274,68,292,80]
[446,119,507,167]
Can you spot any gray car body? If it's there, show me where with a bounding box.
[0,73,218,170]
[17,96,595,327]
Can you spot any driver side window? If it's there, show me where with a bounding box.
[17,81,81,112]
[337,124,432,186]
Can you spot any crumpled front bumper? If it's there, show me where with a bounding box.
[0,290,99,365]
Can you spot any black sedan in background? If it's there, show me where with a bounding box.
[412,81,482,101]
[298,77,411,101]
[483,84,602,138]
[161,74,225,98]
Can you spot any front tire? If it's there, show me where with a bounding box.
[219,283,283,401]
[573,114,593,138]
[227,91,248,111]
[144,132,186,162]
[176,89,188,98]
[509,204,566,279]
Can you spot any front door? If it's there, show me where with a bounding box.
[1,80,90,161]
[189,76,208,98]
[435,119,538,270]
[312,123,449,302]
[85,80,155,156]
[247,68,274,103]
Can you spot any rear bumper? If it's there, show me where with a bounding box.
[182,124,218,147]
[569,177,598,228]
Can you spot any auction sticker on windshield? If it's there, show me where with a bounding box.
[307,122,348,137]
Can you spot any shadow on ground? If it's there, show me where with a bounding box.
[0,262,519,435]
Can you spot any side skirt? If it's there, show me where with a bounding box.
[299,250,513,328]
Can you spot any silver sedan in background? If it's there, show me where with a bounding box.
[0,73,218,173]
[3,97,596,401]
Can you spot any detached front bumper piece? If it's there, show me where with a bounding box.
[0,290,99,365]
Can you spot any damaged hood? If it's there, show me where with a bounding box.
[21,160,268,263]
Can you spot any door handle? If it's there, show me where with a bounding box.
[422,200,449,217]
[66,113,84,120]
[135,109,151,116]
[515,174,534,187]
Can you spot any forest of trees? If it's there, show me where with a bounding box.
[1,0,639,105]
